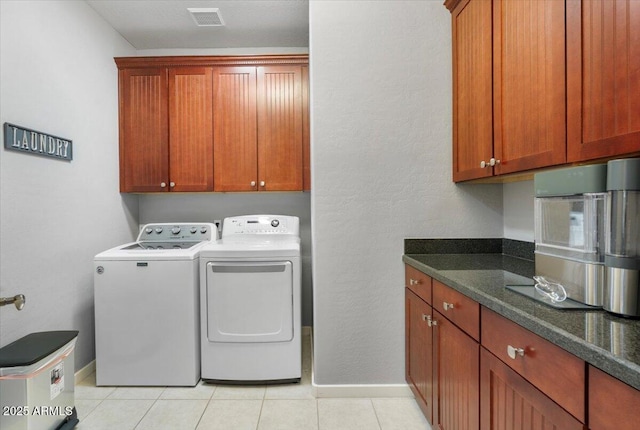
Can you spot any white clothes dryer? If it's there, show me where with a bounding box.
[199,215,301,383]
[94,223,217,386]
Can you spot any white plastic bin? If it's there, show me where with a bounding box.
[0,331,79,430]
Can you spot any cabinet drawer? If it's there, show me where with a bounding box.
[481,307,585,422]
[405,265,432,305]
[433,279,479,341]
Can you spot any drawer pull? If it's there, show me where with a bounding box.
[427,315,438,327]
[410,278,422,286]
[443,301,455,311]
[507,345,525,359]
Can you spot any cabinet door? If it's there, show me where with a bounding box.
[119,68,168,192]
[405,289,434,424]
[451,0,494,182]
[213,67,258,191]
[492,0,566,175]
[257,65,304,191]
[589,366,640,430]
[169,67,213,192]
[567,0,640,162]
[480,348,584,430]
[433,311,479,430]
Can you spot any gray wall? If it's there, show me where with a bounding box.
[0,1,138,369]
[0,0,532,383]
[504,181,535,241]
[309,1,503,386]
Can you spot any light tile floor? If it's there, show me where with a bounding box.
[74,333,431,430]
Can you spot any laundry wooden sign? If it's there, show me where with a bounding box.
[3,123,73,161]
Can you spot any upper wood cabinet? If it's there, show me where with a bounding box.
[115,55,309,193]
[257,65,304,191]
[168,67,214,192]
[492,0,567,175]
[450,0,493,182]
[214,65,305,192]
[213,66,258,192]
[448,0,567,182]
[567,0,640,162]
[118,67,169,192]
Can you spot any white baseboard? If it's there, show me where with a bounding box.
[307,327,413,398]
[75,359,95,384]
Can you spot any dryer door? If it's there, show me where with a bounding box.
[206,261,293,343]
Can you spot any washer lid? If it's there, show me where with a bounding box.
[95,240,208,260]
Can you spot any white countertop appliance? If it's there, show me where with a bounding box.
[94,223,217,386]
[199,215,301,383]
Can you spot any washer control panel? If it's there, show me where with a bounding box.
[137,223,217,242]
[222,215,299,237]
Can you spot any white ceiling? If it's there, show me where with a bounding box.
[86,0,309,50]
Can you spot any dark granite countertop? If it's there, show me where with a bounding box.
[403,252,640,391]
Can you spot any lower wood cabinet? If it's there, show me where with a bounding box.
[588,366,640,430]
[405,265,480,430]
[480,347,584,430]
[433,309,479,430]
[405,288,434,422]
[481,307,585,421]
[405,263,640,429]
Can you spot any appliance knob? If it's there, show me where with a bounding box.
[200,227,208,234]
[155,227,163,234]
[171,227,181,235]
[190,227,197,234]
[145,228,153,234]
[271,219,280,227]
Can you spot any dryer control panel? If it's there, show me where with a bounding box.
[222,216,299,237]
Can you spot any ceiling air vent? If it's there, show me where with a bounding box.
[188,8,225,27]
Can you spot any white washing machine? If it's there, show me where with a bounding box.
[199,215,301,383]
[94,222,217,386]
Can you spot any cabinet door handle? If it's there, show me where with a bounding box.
[169,182,175,188]
[507,345,525,359]
[160,182,167,188]
[443,301,455,311]
[427,316,438,327]
[480,158,501,168]
[260,181,266,187]
[422,314,430,322]
[409,278,421,286]
[250,181,256,187]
